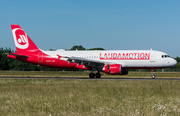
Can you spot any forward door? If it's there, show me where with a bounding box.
[150,52,156,62]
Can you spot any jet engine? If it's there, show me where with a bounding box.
[102,64,128,75]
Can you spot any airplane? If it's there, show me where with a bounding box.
[7,24,177,79]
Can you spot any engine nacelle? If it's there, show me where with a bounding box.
[103,64,128,75]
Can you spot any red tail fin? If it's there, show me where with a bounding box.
[11,25,39,53]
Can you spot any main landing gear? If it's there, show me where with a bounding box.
[89,71,101,78]
[151,69,156,79]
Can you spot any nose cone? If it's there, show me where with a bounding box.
[170,58,177,67]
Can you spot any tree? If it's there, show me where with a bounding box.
[70,45,86,50]
[174,57,180,63]
[87,47,105,50]
[0,47,15,70]
[48,49,56,51]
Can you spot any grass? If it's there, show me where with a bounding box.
[0,71,180,78]
[0,79,180,115]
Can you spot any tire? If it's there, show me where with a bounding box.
[96,73,101,78]
[152,75,156,79]
[89,73,95,78]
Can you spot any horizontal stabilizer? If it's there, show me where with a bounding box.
[4,53,28,58]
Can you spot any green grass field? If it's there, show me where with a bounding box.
[0,78,180,115]
[1,71,180,115]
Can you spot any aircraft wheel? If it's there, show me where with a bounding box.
[152,75,156,79]
[89,73,95,78]
[96,73,101,78]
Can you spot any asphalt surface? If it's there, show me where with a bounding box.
[0,76,180,80]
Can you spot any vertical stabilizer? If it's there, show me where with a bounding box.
[11,25,39,53]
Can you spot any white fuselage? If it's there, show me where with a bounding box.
[42,50,177,69]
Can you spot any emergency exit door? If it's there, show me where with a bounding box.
[38,52,43,62]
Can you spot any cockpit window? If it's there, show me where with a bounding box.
[162,55,171,58]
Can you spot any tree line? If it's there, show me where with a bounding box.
[0,45,105,71]
[69,45,105,50]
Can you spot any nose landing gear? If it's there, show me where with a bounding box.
[151,69,156,79]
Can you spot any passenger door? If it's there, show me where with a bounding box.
[150,52,156,62]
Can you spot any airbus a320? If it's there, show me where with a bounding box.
[7,25,177,79]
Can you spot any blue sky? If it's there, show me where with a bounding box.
[0,0,180,57]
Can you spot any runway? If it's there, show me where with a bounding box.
[0,76,180,80]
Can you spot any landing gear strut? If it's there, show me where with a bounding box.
[89,71,101,78]
[151,69,156,79]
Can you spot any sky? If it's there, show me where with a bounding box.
[0,0,180,57]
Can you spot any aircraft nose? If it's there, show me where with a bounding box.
[171,58,177,66]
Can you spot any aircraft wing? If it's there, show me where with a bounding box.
[61,56,127,69]
[61,56,127,67]
[61,56,107,69]
[62,56,104,64]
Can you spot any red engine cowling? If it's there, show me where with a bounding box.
[103,64,128,75]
